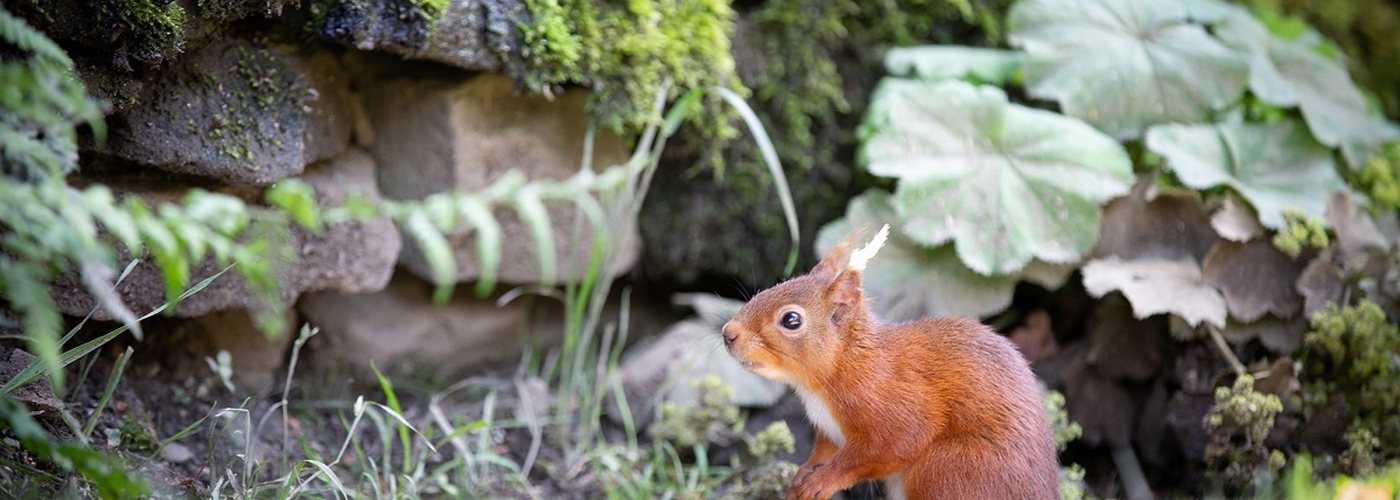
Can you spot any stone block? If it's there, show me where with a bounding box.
[102,39,352,186]
[310,0,525,72]
[363,73,637,284]
[298,273,562,382]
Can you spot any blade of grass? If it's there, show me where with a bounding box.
[370,361,414,473]
[2,265,232,394]
[711,86,801,275]
[81,345,132,440]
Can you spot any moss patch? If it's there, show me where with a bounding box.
[93,0,186,66]
[517,0,741,142]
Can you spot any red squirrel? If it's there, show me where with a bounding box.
[722,225,1060,500]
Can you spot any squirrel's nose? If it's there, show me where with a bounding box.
[721,323,738,348]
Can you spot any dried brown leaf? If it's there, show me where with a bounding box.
[1211,191,1265,242]
[1220,314,1307,354]
[1082,257,1227,328]
[1010,310,1059,363]
[1296,259,1344,319]
[1093,177,1219,261]
[1063,360,1137,447]
[1202,239,1305,322]
[1086,293,1166,381]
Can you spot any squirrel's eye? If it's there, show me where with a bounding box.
[779,311,803,330]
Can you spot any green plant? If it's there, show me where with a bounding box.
[1300,300,1400,457]
[1203,374,1286,493]
[825,0,1399,325]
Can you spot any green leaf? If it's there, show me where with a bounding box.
[1008,0,1249,139]
[817,190,1073,320]
[402,212,455,304]
[1213,11,1400,167]
[514,185,556,287]
[861,79,1133,275]
[1145,119,1347,229]
[883,46,1023,84]
[454,196,502,297]
[265,179,322,231]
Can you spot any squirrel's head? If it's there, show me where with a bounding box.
[721,225,887,386]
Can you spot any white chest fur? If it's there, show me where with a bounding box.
[794,387,846,447]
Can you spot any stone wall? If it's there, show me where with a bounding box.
[13,0,645,392]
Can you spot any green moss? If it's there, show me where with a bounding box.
[1301,301,1400,461]
[517,0,741,143]
[1272,209,1329,258]
[93,0,186,66]
[1358,142,1400,210]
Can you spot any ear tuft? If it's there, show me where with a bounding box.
[847,224,889,272]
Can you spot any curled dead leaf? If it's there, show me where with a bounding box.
[1082,257,1227,328]
[1211,191,1265,242]
[1093,177,1219,261]
[1202,240,1305,322]
[1296,259,1344,319]
[1085,293,1166,381]
[1220,314,1308,354]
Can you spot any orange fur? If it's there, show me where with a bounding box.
[722,229,1059,500]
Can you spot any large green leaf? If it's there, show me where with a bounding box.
[861,79,1133,275]
[883,46,1023,85]
[816,190,1072,321]
[1213,9,1400,167]
[1145,120,1346,229]
[1008,0,1249,139]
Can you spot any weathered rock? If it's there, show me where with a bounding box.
[0,348,64,417]
[101,38,352,186]
[157,308,298,393]
[362,73,636,284]
[291,149,401,294]
[52,149,399,319]
[611,295,786,428]
[310,0,526,72]
[298,273,565,381]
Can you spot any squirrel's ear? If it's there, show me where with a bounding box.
[826,268,864,324]
[812,227,865,278]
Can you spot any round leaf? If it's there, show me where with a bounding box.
[816,190,1073,321]
[1008,0,1249,139]
[861,79,1132,275]
[1214,10,1400,167]
[1145,120,1346,229]
[1081,256,1227,328]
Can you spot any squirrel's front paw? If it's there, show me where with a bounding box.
[786,463,840,500]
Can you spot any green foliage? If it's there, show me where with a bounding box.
[1146,120,1345,229]
[745,0,1014,173]
[832,0,1399,322]
[1009,0,1250,140]
[860,77,1133,275]
[0,395,150,499]
[517,0,741,144]
[92,0,186,66]
[1358,142,1400,211]
[1283,456,1400,500]
[1203,374,1286,493]
[1272,209,1329,258]
[651,375,743,450]
[1241,0,1400,119]
[1045,389,1082,452]
[0,7,105,181]
[1301,300,1400,454]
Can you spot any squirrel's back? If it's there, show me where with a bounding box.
[885,316,1059,499]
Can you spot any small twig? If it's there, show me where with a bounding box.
[1206,324,1246,376]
